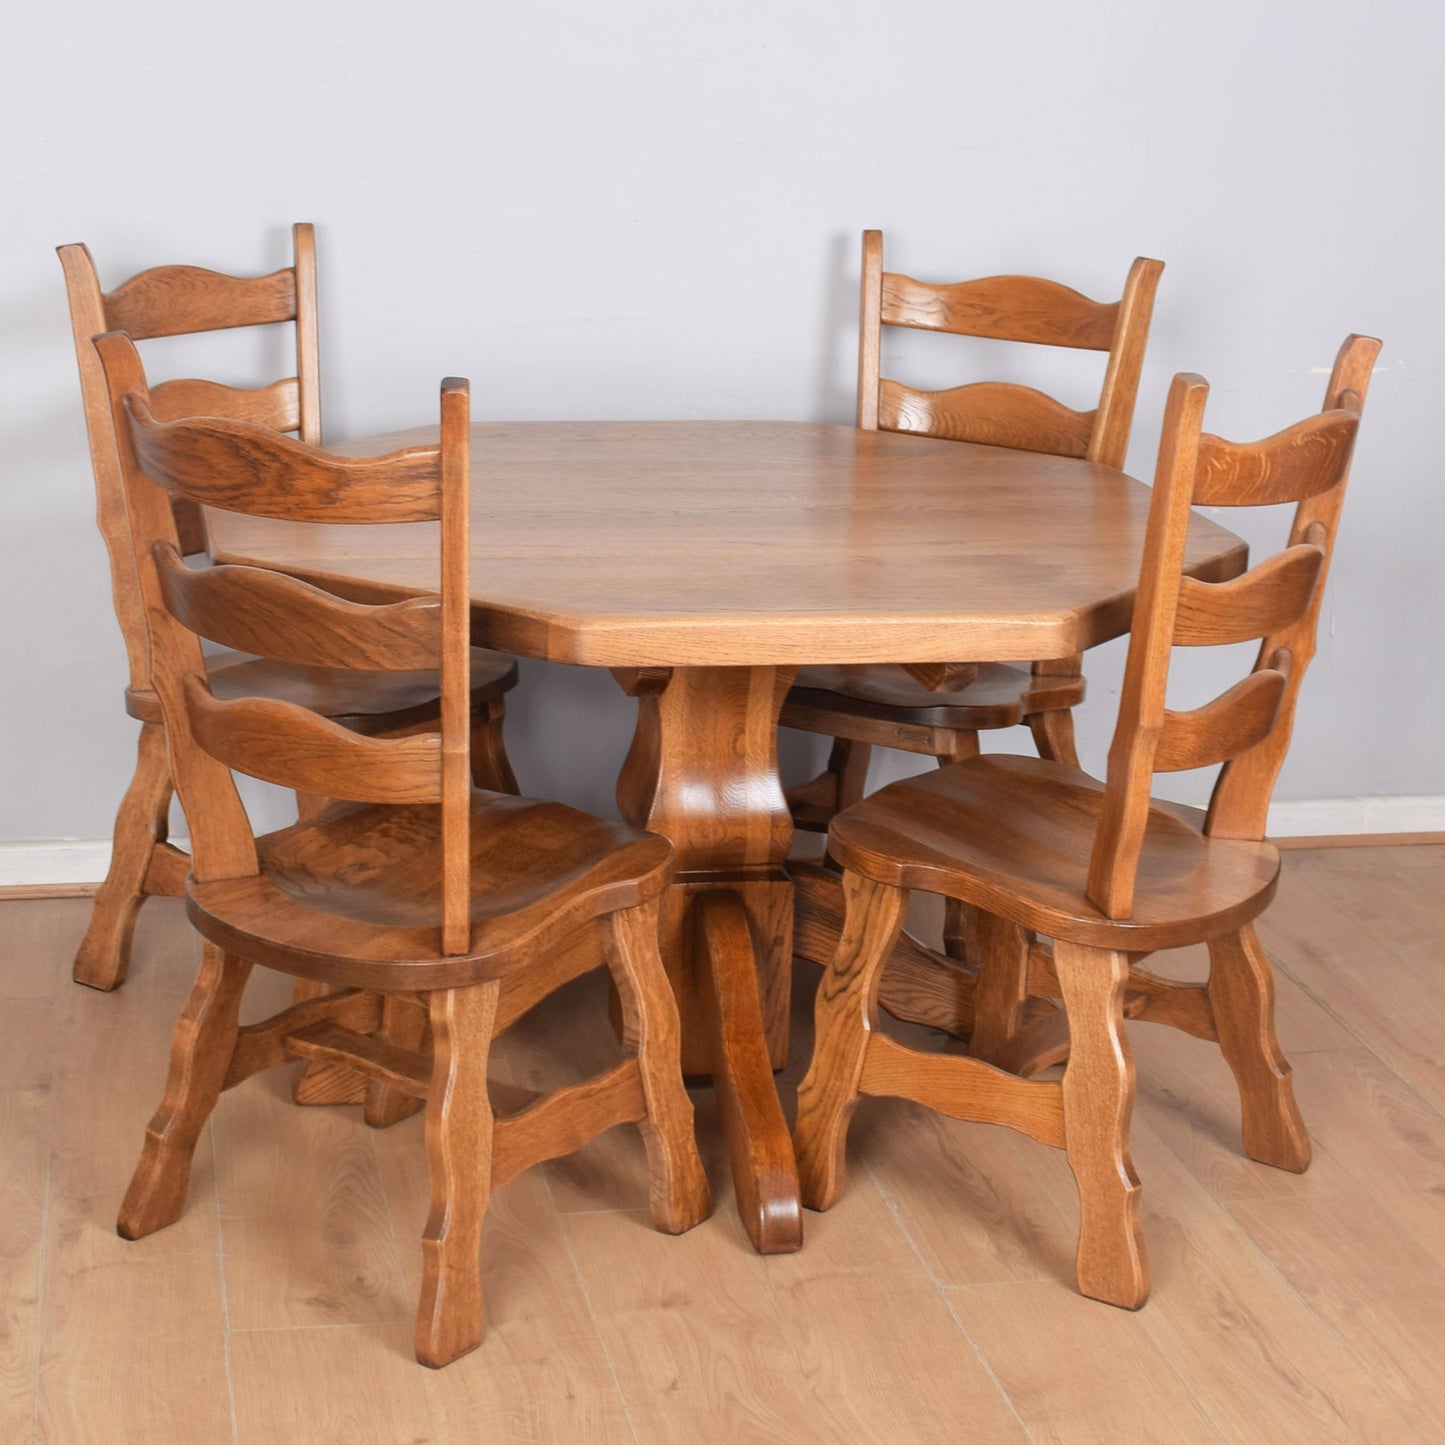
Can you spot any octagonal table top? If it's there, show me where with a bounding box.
[203,421,1247,668]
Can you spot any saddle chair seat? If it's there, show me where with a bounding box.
[188,792,674,985]
[829,754,1279,954]
[789,661,1086,730]
[124,648,519,727]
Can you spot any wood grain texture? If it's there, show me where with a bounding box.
[801,338,1379,1314]
[695,892,801,1253]
[92,355,706,1370]
[786,233,1163,837]
[9,850,1445,1439]
[793,873,907,1211]
[206,421,1247,668]
[417,983,498,1368]
[59,233,519,994]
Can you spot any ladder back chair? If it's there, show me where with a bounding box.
[783,231,1165,857]
[94,331,709,1368]
[58,228,520,995]
[792,334,1379,1310]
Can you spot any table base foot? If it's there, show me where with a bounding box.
[695,891,802,1255]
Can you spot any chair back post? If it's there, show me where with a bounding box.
[1087,256,1166,469]
[1204,334,1381,838]
[1085,373,1209,917]
[438,379,473,955]
[58,243,155,695]
[292,223,323,445]
[92,331,259,880]
[856,229,885,430]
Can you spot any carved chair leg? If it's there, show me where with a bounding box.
[793,873,908,1211]
[967,910,1033,1066]
[1027,708,1080,767]
[1208,925,1311,1172]
[73,720,175,991]
[470,697,519,793]
[601,899,711,1233]
[118,943,254,1240]
[364,994,429,1129]
[416,982,499,1369]
[932,741,978,960]
[786,737,872,833]
[290,978,368,1105]
[1053,939,1148,1309]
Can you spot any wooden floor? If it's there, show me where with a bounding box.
[3,845,1443,1443]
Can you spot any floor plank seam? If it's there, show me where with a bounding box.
[211,1116,241,1445]
[1137,1105,1425,1443]
[856,1151,1035,1441]
[549,1182,642,1443]
[364,1125,440,1443]
[1273,964,1445,1126]
[27,1088,55,1445]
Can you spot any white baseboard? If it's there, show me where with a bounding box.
[1,799,1442,889]
[0,838,187,890]
[1266,795,1445,838]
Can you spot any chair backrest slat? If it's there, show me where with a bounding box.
[182,678,444,804]
[149,376,301,433]
[95,331,477,958]
[102,263,299,339]
[878,380,1094,459]
[1084,335,1379,917]
[126,403,442,523]
[152,543,443,671]
[58,226,324,697]
[858,230,1164,470]
[880,270,1121,349]
[1193,412,1360,507]
[1153,669,1289,773]
[1172,545,1324,647]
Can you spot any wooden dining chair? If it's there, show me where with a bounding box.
[94,331,710,1368]
[783,231,1165,845]
[58,228,520,995]
[792,334,1379,1309]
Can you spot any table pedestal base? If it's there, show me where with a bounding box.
[616,665,802,1253]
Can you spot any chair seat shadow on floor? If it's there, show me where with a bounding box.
[792,333,1379,1308]
[94,331,709,1367]
[58,228,520,1000]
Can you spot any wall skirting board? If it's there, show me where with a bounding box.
[1,798,1443,891]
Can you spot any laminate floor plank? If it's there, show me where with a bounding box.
[34,1252,232,1445]
[370,1109,636,1445]
[561,1208,840,1445]
[1015,1116,1415,1443]
[5,844,1444,1442]
[1260,866,1445,1114]
[949,1280,1224,1445]
[851,1094,1076,1285]
[0,897,89,1000]
[213,1072,411,1330]
[761,1177,1028,1442]
[229,1324,434,1445]
[1229,1193,1445,1441]
[0,1091,48,1445]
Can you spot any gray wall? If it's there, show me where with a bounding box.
[2,0,1439,850]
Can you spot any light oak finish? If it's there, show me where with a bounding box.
[95,338,708,1368]
[783,232,1165,837]
[57,230,520,998]
[794,336,1380,1311]
[202,415,1246,1257]
[10,845,1443,1439]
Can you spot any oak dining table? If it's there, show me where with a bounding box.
[202,419,1248,1256]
